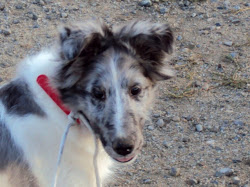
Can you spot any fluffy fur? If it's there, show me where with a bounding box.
[0,20,174,187]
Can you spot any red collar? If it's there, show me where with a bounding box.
[37,75,70,115]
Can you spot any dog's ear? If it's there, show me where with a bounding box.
[59,21,112,60]
[115,21,175,81]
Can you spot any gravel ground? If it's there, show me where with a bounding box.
[0,0,249,186]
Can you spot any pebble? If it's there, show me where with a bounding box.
[230,52,237,58]
[169,167,181,177]
[215,168,234,177]
[13,20,20,24]
[0,77,3,82]
[196,124,203,132]
[223,41,233,46]
[15,4,23,9]
[147,125,154,130]
[177,35,182,41]
[61,12,68,18]
[156,119,164,127]
[138,0,152,7]
[245,3,250,7]
[2,29,11,36]
[142,179,151,184]
[233,177,240,185]
[191,13,197,17]
[186,178,198,185]
[232,19,240,24]
[233,5,240,11]
[172,116,180,122]
[0,3,5,11]
[215,22,222,27]
[206,140,215,146]
[182,137,190,143]
[163,140,170,148]
[159,7,167,14]
[233,120,244,126]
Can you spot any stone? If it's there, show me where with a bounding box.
[0,3,5,11]
[186,178,198,185]
[177,35,182,41]
[223,41,233,46]
[172,116,180,122]
[13,20,20,24]
[215,168,234,177]
[232,19,240,24]
[142,179,151,184]
[0,77,3,82]
[233,177,240,185]
[15,4,23,9]
[61,12,68,18]
[159,7,167,14]
[163,140,170,148]
[147,125,154,130]
[233,120,244,126]
[191,13,197,17]
[245,3,250,7]
[2,29,11,36]
[230,52,237,58]
[138,0,152,7]
[156,119,164,127]
[233,5,240,11]
[182,137,190,143]
[196,124,203,132]
[170,167,181,177]
[215,22,222,27]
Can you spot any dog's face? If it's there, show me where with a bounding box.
[56,20,174,163]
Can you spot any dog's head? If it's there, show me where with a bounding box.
[56,20,174,163]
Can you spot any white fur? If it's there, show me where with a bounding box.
[2,49,114,187]
[109,53,125,137]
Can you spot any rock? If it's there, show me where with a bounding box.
[0,3,5,11]
[233,120,244,126]
[232,19,240,24]
[196,124,203,132]
[233,5,240,11]
[182,137,190,143]
[172,116,180,122]
[177,35,182,41]
[13,20,20,24]
[215,22,222,27]
[32,14,38,20]
[223,41,233,46]
[230,52,237,58]
[60,12,68,18]
[245,3,250,7]
[156,119,164,127]
[215,168,234,177]
[2,29,11,36]
[15,4,23,9]
[206,140,215,146]
[138,0,152,7]
[159,7,167,14]
[170,167,181,177]
[191,13,197,17]
[186,178,198,185]
[0,77,3,82]
[232,177,240,185]
[147,125,154,130]
[33,24,39,28]
[163,140,170,148]
[142,179,151,184]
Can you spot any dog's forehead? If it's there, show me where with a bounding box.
[90,49,149,88]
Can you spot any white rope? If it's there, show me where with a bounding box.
[52,113,76,187]
[52,112,100,187]
[78,113,101,187]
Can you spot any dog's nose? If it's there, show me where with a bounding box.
[112,138,134,156]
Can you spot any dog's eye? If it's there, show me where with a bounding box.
[130,86,141,96]
[92,88,106,101]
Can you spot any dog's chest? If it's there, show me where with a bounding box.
[4,111,113,187]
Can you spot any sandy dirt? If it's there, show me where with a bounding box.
[0,0,249,186]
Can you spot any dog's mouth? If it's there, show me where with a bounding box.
[113,155,136,163]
